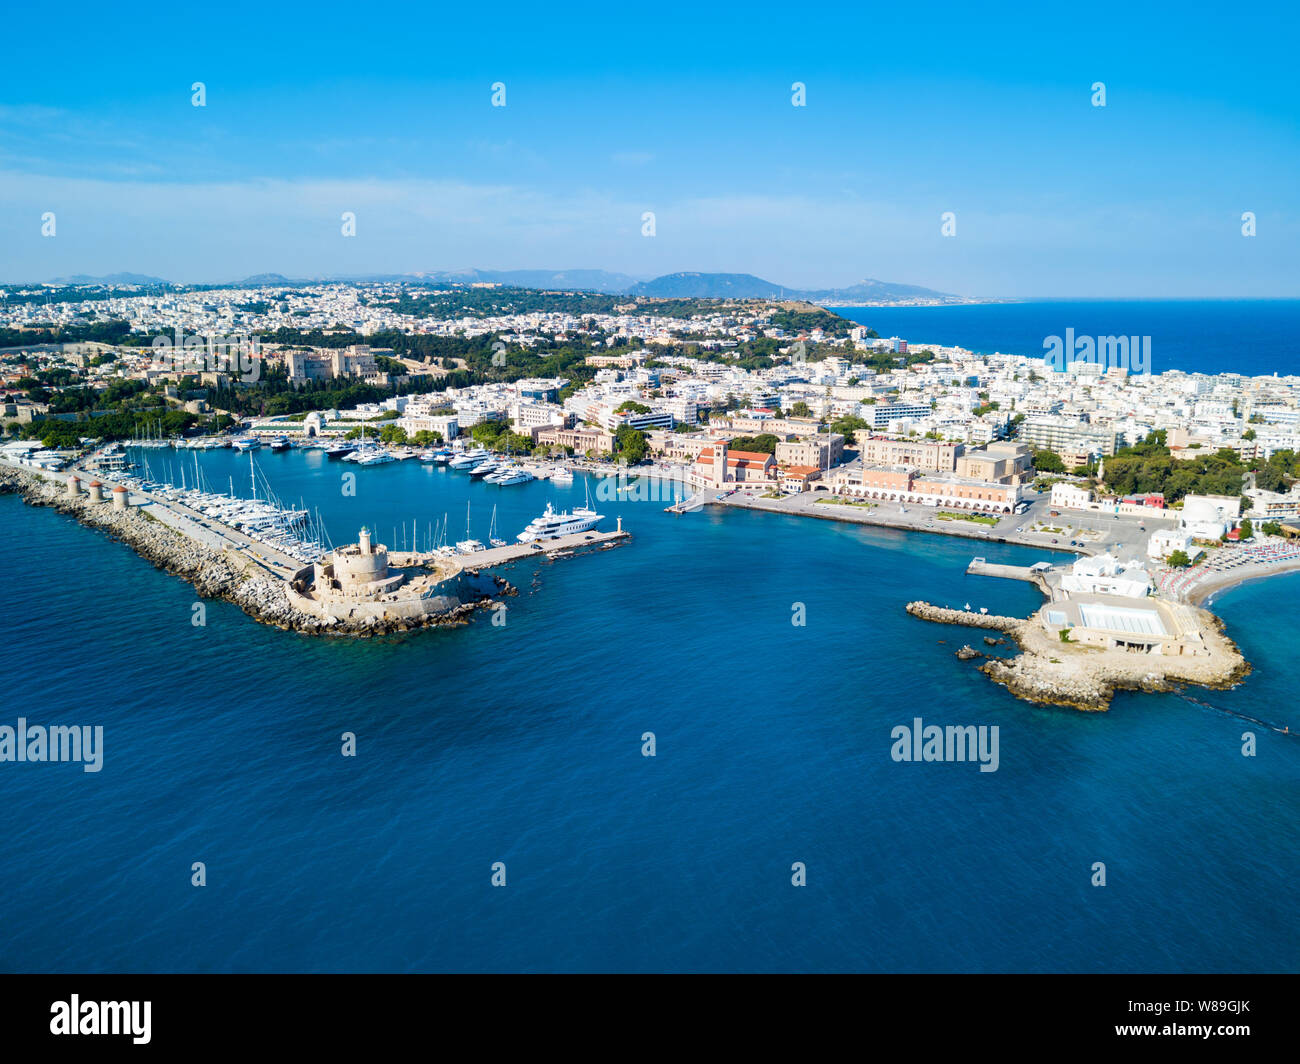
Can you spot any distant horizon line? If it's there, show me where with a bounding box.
[3,273,1299,303]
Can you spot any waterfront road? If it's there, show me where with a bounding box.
[709,487,1174,564]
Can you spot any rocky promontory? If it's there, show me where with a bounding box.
[906,599,1248,712]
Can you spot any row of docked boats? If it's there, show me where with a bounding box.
[438,447,574,486]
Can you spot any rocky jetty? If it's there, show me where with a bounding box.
[0,464,509,636]
[905,601,1022,632]
[906,599,1248,712]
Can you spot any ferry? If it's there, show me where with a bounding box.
[232,437,261,452]
[517,501,603,542]
[269,436,292,452]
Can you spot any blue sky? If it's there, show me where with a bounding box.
[2,0,1297,295]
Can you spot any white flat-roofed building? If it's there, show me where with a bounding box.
[1059,554,1152,598]
[1051,483,1092,511]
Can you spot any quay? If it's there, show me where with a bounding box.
[966,557,1052,590]
[392,524,631,574]
[3,458,302,578]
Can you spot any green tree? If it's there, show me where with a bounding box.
[728,434,779,454]
[614,425,648,464]
[1032,449,1066,474]
[1166,549,1192,568]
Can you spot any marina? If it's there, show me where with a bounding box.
[0,441,632,630]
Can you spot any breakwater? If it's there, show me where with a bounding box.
[0,463,507,636]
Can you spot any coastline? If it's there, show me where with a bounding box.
[701,488,1259,712]
[1185,557,1300,606]
[707,492,1086,556]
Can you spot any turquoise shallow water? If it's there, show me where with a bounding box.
[0,451,1296,972]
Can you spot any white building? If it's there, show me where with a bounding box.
[1059,554,1153,599]
[1050,483,1091,511]
[1179,494,1242,540]
[1148,529,1202,563]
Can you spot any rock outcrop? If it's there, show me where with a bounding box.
[906,599,1248,712]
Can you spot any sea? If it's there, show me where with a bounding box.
[833,299,1300,378]
[2,301,1298,973]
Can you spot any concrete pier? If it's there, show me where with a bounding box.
[967,557,1052,589]
[394,528,631,574]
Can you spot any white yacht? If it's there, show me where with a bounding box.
[517,501,604,542]
[485,465,534,486]
[549,465,574,483]
[448,448,490,470]
[468,459,501,479]
[353,448,396,466]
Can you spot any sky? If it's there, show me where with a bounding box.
[1,0,1297,297]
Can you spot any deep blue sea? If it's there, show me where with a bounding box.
[834,299,1300,378]
[2,442,1297,973]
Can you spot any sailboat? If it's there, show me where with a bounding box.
[455,501,485,554]
[488,505,507,548]
[573,477,599,519]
